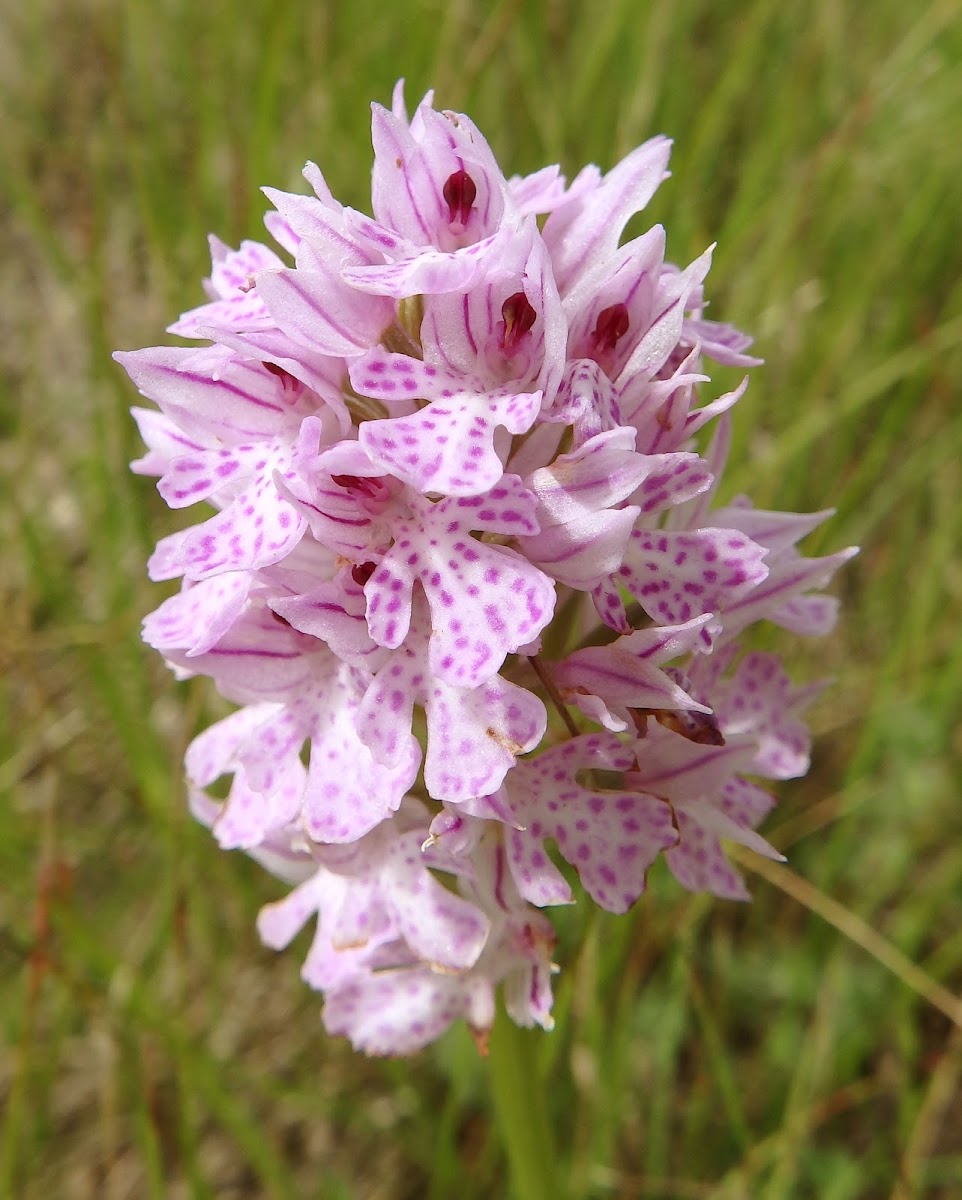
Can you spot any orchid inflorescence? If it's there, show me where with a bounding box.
[116,83,856,1055]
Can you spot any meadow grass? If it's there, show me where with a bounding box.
[2,1,961,1196]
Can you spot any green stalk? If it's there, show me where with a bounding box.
[488,1008,562,1200]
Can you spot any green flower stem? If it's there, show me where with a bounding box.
[488,1008,562,1200]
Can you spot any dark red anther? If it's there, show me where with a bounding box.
[331,473,384,501]
[263,361,298,391]
[499,291,537,356]
[591,303,630,353]
[351,561,377,587]
[442,169,477,226]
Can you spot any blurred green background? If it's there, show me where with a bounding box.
[2,1,961,1197]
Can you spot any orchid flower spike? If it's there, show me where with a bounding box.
[116,83,856,1056]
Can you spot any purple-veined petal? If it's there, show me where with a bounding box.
[616,246,715,383]
[342,230,508,297]
[556,616,713,728]
[115,347,296,441]
[523,507,641,591]
[507,162,601,216]
[627,731,756,802]
[256,266,394,359]
[526,427,646,522]
[719,546,858,640]
[129,407,205,476]
[168,237,284,336]
[684,317,763,368]
[163,602,318,703]
[543,137,672,295]
[368,102,507,250]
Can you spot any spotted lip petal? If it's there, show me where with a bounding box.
[624,724,784,900]
[177,622,422,848]
[665,780,782,901]
[422,670,547,803]
[256,814,491,986]
[319,845,556,1053]
[363,481,555,687]
[359,385,544,496]
[713,651,819,780]
[143,573,253,658]
[596,525,770,639]
[502,733,677,914]
[148,442,307,582]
